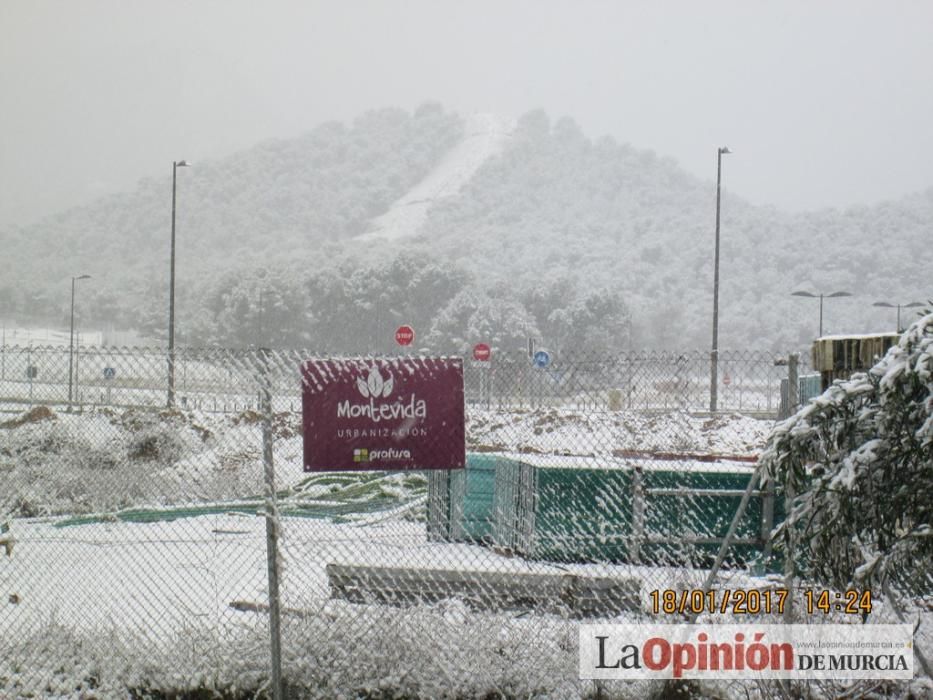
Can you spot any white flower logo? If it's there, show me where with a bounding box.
[356,366,394,399]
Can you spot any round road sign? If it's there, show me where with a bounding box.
[532,350,551,369]
[395,325,415,346]
[473,343,491,362]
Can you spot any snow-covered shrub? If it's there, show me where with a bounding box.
[761,311,932,595]
[0,407,224,517]
[0,605,655,699]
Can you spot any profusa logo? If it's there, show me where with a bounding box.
[353,447,412,462]
[338,366,426,422]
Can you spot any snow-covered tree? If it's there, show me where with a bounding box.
[424,287,540,355]
[761,311,932,596]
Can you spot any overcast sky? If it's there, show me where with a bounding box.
[2,0,932,228]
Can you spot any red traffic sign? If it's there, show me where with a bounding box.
[472,343,491,362]
[723,373,731,386]
[395,325,415,346]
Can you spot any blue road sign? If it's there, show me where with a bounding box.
[532,349,551,369]
[103,367,116,380]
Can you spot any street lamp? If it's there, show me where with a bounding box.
[873,300,924,333]
[168,159,191,408]
[791,290,853,337]
[68,274,92,410]
[709,145,732,412]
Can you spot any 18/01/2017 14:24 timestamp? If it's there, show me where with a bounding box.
[649,589,873,616]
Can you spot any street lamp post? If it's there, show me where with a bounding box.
[873,300,924,333]
[791,290,853,337]
[709,146,731,412]
[168,159,191,408]
[68,274,92,410]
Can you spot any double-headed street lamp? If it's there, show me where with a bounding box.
[709,145,732,412]
[873,300,924,333]
[168,159,191,408]
[68,274,92,410]
[791,290,852,337]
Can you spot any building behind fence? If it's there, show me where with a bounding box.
[0,345,928,698]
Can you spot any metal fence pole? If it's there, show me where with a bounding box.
[260,347,284,699]
[75,335,81,410]
[761,477,775,563]
[788,353,799,418]
[709,349,719,412]
[783,476,796,624]
[784,352,799,623]
[631,467,644,564]
[689,465,762,623]
[27,345,33,406]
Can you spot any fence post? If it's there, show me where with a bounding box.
[260,347,284,699]
[690,465,762,624]
[783,352,799,623]
[631,467,644,564]
[761,477,775,563]
[28,346,33,407]
[675,354,687,412]
[709,348,719,413]
[783,476,796,624]
[484,362,491,410]
[788,353,799,418]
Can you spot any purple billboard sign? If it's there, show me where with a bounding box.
[301,357,465,472]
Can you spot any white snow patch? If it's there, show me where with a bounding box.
[358,113,514,242]
[0,326,103,347]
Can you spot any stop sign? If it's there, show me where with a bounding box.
[473,343,491,361]
[395,325,415,346]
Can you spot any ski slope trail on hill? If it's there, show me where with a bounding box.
[358,113,514,242]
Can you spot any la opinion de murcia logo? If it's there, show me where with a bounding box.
[337,366,426,422]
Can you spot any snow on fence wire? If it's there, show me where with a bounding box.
[0,346,927,698]
[0,345,807,417]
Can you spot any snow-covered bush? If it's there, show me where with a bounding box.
[761,311,932,595]
[0,407,220,517]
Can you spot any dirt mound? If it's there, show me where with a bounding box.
[111,407,213,442]
[273,412,300,439]
[0,406,57,429]
[231,410,300,439]
[232,410,263,426]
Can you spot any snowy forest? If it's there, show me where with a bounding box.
[0,103,929,355]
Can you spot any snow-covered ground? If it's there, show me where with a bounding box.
[358,113,515,242]
[0,515,688,638]
[467,407,773,459]
[3,509,929,697]
[1,405,772,517]
[0,326,103,347]
[2,404,930,697]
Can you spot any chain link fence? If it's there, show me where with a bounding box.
[0,346,928,698]
[0,346,810,416]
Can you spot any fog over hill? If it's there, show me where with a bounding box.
[0,104,929,355]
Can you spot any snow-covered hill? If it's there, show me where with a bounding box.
[358,113,515,241]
